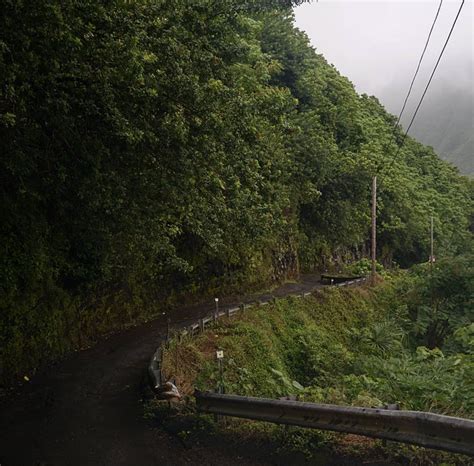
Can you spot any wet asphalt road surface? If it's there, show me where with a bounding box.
[0,275,326,466]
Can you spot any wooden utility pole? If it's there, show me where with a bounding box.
[430,215,434,268]
[429,216,435,319]
[371,176,377,285]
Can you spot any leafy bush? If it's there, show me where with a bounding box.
[161,269,473,460]
[346,258,387,277]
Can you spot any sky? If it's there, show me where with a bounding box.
[293,0,473,122]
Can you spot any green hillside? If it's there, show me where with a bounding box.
[157,256,473,463]
[410,85,474,175]
[1,1,472,382]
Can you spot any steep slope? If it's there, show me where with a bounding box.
[1,1,472,383]
[409,85,474,175]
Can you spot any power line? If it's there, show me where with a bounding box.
[394,0,443,128]
[380,0,465,181]
[374,0,443,175]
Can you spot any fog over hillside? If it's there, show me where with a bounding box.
[294,0,473,174]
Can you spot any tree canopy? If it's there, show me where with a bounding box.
[1,0,472,381]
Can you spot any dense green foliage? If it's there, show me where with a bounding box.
[398,255,473,351]
[171,264,473,417]
[161,261,473,461]
[1,1,472,381]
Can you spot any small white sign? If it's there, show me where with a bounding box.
[216,350,224,359]
[215,297,219,302]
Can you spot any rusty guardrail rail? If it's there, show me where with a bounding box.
[195,391,474,456]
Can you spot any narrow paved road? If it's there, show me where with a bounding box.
[0,275,325,466]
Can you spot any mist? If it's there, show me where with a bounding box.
[294,0,473,173]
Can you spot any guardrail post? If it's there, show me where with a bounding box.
[199,318,204,333]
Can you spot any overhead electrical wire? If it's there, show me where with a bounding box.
[374,0,443,175]
[393,0,444,128]
[379,0,465,181]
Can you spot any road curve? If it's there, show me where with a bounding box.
[0,275,326,466]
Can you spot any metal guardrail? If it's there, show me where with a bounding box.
[148,277,368,393]
[148,276,474,456]
[335,276,366,287]
[321,274,364,285]
[195,391,474,456]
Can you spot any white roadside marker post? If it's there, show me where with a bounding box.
[216,349,225,423]
[214,297,219,322]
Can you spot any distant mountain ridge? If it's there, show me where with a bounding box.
[381,82,473,176]
[408,85,473,175]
